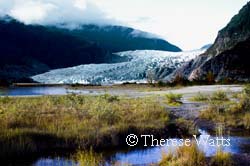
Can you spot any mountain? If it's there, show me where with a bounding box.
[0,17,123,84]
[164,2,250,82]
[0,16,181,85]
[55,24,182,52]
[200,44,212,50]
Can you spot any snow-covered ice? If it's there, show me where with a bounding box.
[32,49,206,85]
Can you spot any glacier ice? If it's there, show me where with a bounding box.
[32,49,206,85]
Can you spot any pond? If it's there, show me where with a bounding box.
[33,129,250,166]
[1,85,249,165]
[0,86,100,96]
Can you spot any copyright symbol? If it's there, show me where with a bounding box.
[126,134,138,146]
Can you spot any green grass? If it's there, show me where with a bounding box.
[0,94,170,158]
[165,93,183,106]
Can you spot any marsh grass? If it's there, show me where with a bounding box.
[210,150,233,166]
[159,141,233,166]
[200,85,250,129]
[190,92,209,102]
[176,118,199,135]
[73,149,103,166]
[211,90,229,101]
[165,93,183,106]
[243,84,250,95]
[191,90,228,102]
[0,94,170,158]
[159,143,205,166]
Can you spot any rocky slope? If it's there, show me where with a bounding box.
[163,2,250,82]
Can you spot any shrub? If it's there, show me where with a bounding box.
[0,95,170,158]
[210,150,233,166]
[206,71,215,84]
[172,74,189,86]
[243,113,250,129]
[191,92,209,102]
[165,93,183,106]
[146,70,155,84]
[200,95,250,129]
[243,84,250,96]
[159,143,205,166]
[200,88,250,130]
[101,94,119,102]
[211,90,228,101]
[219,77,232,84]
[193,90,229,103]
[176,118,198,135]
[74,149,103,166]
[157,81,167,87]
[238,94,250,112]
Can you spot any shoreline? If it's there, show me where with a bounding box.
[1,84,250,165]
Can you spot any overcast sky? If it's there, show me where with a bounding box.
[0,0,249,50]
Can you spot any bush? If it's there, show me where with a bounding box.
[199,87,250,130]
[211,90,228,101]
[191,92,209,102]
[238,94,250,112]
[200,93,250,129]
[172,74,189,86]
[157,81,167,87]
[146,70,155,84]
[0,95,170,158]
[210,150,233,166]
[206,71,215,84]
[243,113,250,129]
[165,93,183,106]
[176,118,198,135]
[243,84,250,95]
[191,90,229,102]
[159,143,205,166]
[74,149,103,166]
[101,94,119,102]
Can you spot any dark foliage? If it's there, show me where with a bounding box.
[58,24,182,52]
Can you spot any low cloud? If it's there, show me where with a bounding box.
[0,0,119,25]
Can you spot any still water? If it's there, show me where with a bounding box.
[0,86,99,96]
[2,86,250,165]
[34,130,250,166]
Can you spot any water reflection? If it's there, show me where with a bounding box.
[34,130,250,166]
[35,158,77,166]
[2,86,250,165]
[0,86,100,96]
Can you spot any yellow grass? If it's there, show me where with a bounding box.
[0,94,169,158]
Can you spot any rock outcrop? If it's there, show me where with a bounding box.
[164,2,250,82]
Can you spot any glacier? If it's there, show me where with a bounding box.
[32,49,206,85]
